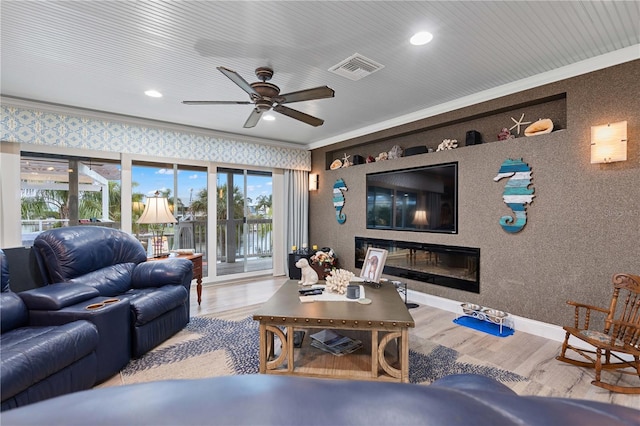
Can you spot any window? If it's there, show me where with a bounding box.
[20,153,121,245]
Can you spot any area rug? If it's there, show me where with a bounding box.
[120,310,526,386]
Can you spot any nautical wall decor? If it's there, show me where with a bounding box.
[493,158,535,233]
[333,178,348,224]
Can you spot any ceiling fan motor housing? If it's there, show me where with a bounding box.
[250,82,280,99]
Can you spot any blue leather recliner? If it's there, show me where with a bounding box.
[3,374,640,425]
[30,226,194,360]
[0,249,99,411]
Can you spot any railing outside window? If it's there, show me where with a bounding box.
[216,218,273,262]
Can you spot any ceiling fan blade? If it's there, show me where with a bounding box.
[182,100,252,105]
[278,86,335,104]
[217,66,259,98]
[273,105,324,127]
[243,108,262,128]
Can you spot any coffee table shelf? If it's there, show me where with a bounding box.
[253,280,414,383]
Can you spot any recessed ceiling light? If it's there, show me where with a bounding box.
[263,114,276,121]
[145,90,163,98]
[410,31,433,46]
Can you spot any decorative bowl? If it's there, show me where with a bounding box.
[461,303,482,315]
[483,308,508,323]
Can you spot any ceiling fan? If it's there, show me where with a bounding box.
[182,66,335,128]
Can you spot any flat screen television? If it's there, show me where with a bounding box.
[366,162,458,234]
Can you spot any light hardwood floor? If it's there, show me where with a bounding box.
[193,276,639,410]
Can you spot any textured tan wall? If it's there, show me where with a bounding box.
[309,60,640,327]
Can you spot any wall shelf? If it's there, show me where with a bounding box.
[325,93,567,170]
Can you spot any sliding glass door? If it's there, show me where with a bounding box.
[216,168,272,276]
[132,161,208,275]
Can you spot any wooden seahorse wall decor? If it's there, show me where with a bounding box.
[493,158,535,233]
[333,178,348,224]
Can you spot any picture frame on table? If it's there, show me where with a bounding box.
[360,247,388,283]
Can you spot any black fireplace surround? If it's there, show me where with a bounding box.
[355,237,480,293]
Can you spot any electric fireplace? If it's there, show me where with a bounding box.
[355,237,480,293]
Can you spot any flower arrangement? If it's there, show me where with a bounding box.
[310,248,339,279]
[310,249,336,266]
[325,268,355,294]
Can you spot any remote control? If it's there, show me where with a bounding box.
[299,288,324,294]
[299,289,323,295]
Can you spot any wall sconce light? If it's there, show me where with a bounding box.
[591,121,627,164]
[309,173,319,191]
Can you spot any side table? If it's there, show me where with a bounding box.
[148,253,204,305]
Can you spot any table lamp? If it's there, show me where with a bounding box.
[137,191,177,258]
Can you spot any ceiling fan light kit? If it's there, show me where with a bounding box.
[183,66,334,128]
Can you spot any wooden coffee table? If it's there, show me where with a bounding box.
[253,280,415,382]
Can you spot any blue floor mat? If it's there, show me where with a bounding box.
[453,316,514,337]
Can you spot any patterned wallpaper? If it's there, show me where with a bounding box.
[0,105,311,171]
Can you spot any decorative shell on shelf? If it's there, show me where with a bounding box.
[388,145,403,159]
[436,139,458,151]
[325,268,355,295]
[375,152,388,161]
[330,159,343,170]
[341,153,351,167]
[524,119,553,137]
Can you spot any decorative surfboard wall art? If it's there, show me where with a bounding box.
[333,178,348,224]
[493,158,535,233]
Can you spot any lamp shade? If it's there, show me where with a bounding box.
[591,121,627,164]
[137,195,177,224]
[412,209,428,226]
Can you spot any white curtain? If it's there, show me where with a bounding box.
[283,169,309,273]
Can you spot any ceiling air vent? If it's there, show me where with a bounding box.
[328,53,384,81]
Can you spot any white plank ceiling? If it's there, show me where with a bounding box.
[1,1,639,148]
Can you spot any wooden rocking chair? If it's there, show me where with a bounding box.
[556,273,640,394]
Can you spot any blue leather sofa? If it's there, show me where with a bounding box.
[3,374,639,425]
[0,249,99,411]
[31,226,194,360]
